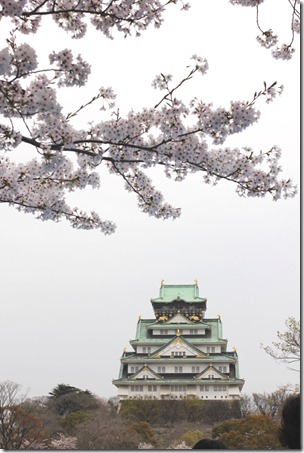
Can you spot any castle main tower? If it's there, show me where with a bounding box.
[113,282,244,401]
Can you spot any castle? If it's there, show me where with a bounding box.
[113,282,244,400]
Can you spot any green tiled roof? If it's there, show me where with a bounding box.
[121,354,237,364]
[113,377,245,386]
[133,318,224,344]
[151,284,206,303]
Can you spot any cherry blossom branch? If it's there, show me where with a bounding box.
[0,2,298,232]
[230,0,299,59]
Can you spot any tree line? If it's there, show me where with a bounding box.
[0,380,299,449]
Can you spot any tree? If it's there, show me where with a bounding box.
[76,407,141,449]
[0,1,299,233]
[0,381,48,449]
[48,433,77,449]
[212,415,281,449]
[180,398,205,423]
[178,428,205,448]
[239,393,256,418]
[47,384,100,416]
[240,386,300,422]
[61,411,93,434]
[252,385,293,422]
[261,316,300,371]
[126,420,157,445]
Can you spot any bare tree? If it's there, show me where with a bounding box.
[252,385,293,422]
[239,393,256,418]
[0,380,46,449]
[261,317,300,371]
[76,406,140,449]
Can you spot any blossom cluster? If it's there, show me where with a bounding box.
[190,99,260,144]
[0,0,187,39]
[138,441,191,449]
[49,49,91,86]
[256,30,278,49]
[271,45,295,61]
[0,124,22,150]
[190,54,209,75]
[229,0,264,5]
[0,153,115,233]
[21,434,77,449]
[0,41,38,77]
[0,0,26,16]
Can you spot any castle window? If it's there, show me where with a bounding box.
[148,385,157,392]
[206,346,216,353]
[174,366,183,373]
[170,385,186,392]
[214,385,227,392]
[172,351,185,357]
[200,385,209,392]
[192,366,200,373]
[157,366,166,373]
[131,385,143,392]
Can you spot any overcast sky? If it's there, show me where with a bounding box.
[0,0,300,400]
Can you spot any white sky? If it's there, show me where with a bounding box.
[0,0,300,400]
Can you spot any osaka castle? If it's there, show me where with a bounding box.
[113,282,244,401]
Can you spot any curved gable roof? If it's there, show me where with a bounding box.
[151,284,207,304]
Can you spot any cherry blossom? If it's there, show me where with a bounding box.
[0,1,298,233]
[230,0,300,60]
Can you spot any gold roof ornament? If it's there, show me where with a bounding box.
[233,346,237,352]
[160,279,164,286]
[123,346,126,353]
[176,329,180,336]
[138,315,141,320]
[194,279,198,286]
[218,314,221,320]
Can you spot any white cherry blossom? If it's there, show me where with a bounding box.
[0,1,299,232]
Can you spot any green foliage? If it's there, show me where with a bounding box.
[48,384,79,398]
[180,398,205,423]
[48,384,92,399]
[212,415,282,449]
[201,400,241,424]
[120,399,163,423]
[61,411,93,433]
[179,429,205,447]
[47,384,99,416]
[127,421,156,444]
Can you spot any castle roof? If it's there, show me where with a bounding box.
[151,283,206,304]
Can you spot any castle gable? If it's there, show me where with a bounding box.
[151,335,205,358]
[131,365,161,380]
[195,365,226,380]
